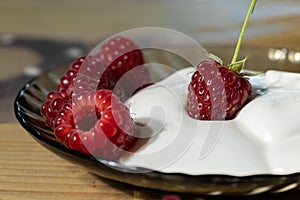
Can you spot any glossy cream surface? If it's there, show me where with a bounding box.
[121,67,300,176]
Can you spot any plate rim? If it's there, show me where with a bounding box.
[14,45,300,195]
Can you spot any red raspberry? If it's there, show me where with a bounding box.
[57,56,117,96]
[41,36,151,159]
[98,36,145,80]
[44,89,139,159]
[97,36,152,98]
[57,36,152,100]
[57,56,84,93]
[41,90,69,129]
[185,0,257,120]
[186,60,251,120]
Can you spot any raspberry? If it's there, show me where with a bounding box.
[99,36,145,80]
[41,36,150,159]
[57,36,152,100]
[42,89,139,159]
[57,56,117,97]
[186,60,251,120]
[186,0,257,120]
[96,36,152,98]
[41,91,69,129]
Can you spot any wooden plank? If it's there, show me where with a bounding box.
[0,123,135,200]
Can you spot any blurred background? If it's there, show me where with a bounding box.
[1,0,300,122]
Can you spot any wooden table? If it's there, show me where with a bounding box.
[3,123,300,200]
[2,123,300,200]
[0,123,160,200]
[1,1,300,199]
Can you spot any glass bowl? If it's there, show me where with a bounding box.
[14,45,300,195]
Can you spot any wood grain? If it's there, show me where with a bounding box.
[1,1,300,199]
[0,123,186,200]
[0,0,299,46]
[2,124,300,199]
[0,123,137,200]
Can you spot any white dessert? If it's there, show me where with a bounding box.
[120,67,300,176]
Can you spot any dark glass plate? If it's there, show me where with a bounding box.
[14,46,300,195]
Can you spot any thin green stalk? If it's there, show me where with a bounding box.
[231,0,257,65]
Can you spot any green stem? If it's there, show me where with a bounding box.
[231,0,257,64]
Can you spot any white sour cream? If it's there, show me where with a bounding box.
[120,67,300,176]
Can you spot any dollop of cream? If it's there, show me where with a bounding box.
[121,67,300,176]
